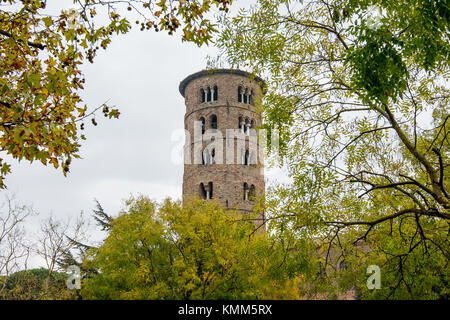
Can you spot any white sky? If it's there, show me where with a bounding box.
[1,1,289,269]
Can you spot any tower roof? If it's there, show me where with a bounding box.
[179,69,266,97]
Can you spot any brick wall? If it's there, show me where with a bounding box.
[180,69,266,230]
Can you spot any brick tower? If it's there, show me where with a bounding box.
[179,69,266,229]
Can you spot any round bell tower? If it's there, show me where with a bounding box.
[179,69,266,229]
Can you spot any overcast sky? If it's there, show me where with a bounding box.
[6,20,213,217]
[2,1,289,268]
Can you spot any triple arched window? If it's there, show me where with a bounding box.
[201,86,218,103]
[238,86,252,104]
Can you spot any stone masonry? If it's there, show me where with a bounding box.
[179,69,266,229]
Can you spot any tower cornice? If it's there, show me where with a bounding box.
[179,69,266,97]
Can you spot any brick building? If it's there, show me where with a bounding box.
[179,69,266,229]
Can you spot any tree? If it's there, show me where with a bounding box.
[0,194,34,295]
[214,0,449,299]
[0,268,76,300]
[0,0,232,187]
[35,212,89,275]
[56,199,112,281]
[81,195,312,299]
[0,194,110,299]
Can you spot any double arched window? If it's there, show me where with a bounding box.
[241,149,256,166]
[202,148,215,165]
[200,182,213,200]
[240,149,255,165]
[238,86,252,104]
[199,114,217,134]
[243,183,256,201]
[201,86,218,103]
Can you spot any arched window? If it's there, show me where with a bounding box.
[244,150,249,165]
[207,87,212,102]
[210,114,217,130]
[249,119,255,136]
[213,85,218,101]
[238,86,252,104]
[249,151,256,165]
[200,117,206,134]
[249,184,256,200]
[201,88,206,103]
[208,182,213,199]
[243,183,249,200]
[203,148,210,165]
[200,182,213,199]
[238,116,244,132]
[244,118,250,135]
[200,183,207,199]
[202,148,215,165]
[201,149,205,165]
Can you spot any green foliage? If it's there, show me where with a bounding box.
[0,0,232,187]
[345,24,409,104]
[215,0,449,299]
[81,196,312,299]
[359,218,450,299]
[343,0,449,104]
[0,268,77,300]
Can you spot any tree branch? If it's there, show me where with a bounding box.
[0,30,45,50]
